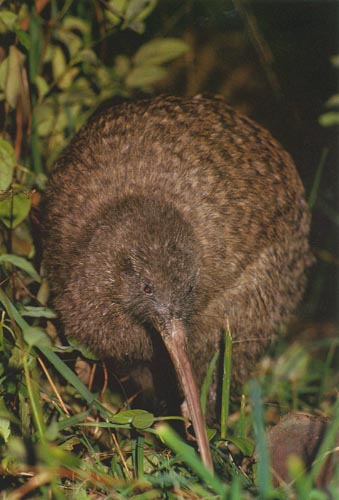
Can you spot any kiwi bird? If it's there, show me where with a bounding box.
[44,95,312,470]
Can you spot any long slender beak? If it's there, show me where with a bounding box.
[160,320,213,471]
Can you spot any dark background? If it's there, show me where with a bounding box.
[39,0,338,333]
[142,0,339,325]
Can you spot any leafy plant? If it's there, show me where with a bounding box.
[319,54,339,127]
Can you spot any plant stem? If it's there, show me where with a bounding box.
[220,325,232,440]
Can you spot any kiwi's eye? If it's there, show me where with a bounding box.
[143,284,153,296]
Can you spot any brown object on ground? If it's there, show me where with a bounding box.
[265,412,339,488]
[43,96,312,469]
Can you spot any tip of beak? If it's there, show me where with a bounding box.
[160,320,214,471]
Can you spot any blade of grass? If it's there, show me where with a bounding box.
[132,434,145,479]
[237,394,247,439]
[318,343,336,405]
[0,291,113,426]
[229,474,242,500]
[0,254,41,283]
[156,424,227,498]
[249,379,272,498]
[200,351,219,415]
[306,399,339,487]
[0,288,28,331]
[308,148,328,209]
[22,350,46,441]
[38,344,110,418]
[111,430,132,480]
[111,454,126,479]
[57,408,92,431]
[287,455,309,500]
[38,345,95,404]
[220,325,232,440]
[0,290,47,440]
[131,490,164,500]
[28,10,42,174]
[316,198,339,227]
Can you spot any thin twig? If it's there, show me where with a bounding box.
[100,361,109,399]
[111,431,132,480]
[0,464,125,496]
[38,355,70,415]
[88,362,97,392]
[5,471,52,500]
[233,0,283,101]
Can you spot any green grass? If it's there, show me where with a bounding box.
[0,285,338,498]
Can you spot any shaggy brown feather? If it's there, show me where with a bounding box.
[44,95,312,419]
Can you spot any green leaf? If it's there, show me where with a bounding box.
[6,436,28,464]
[0,189,31,228]
[0,417,11,443]
[111,409,151,425]
[132,411,154,429]
[22,326,52,348]
[104,0,126,26]
[75,49,99,65]
[0,398,19,424]
[35,102,56,137]
[0,57,9,92]
[114,55,130,78]
[319,111,339,127]
[59,67,80,90]
[325,93,339,107]
[0,138,15,191]
[45,421,59,441]
[330,54,339,68]
[52,45,67,81]
[125,65,167,88]
[19,306,56,318]
[0,11,18,33]
[133,38,189,67]
[206,427,217,441]
[62,16,90,35]
[110,409,155,429]
[0,254,41,283]
[15,28,31,50]
[9,345,22,370]
[55,29,83,58]
[127,20,145,34]
[19,392,31,435]
[67,337,99,361]
[125,0,148,20]
[6,46,25,108]
[35,75,49,100]
[228,436,254,457]
[125,0,157,28]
